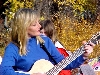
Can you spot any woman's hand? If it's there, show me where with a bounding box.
[30,73,46,75]
[82,41,95,58]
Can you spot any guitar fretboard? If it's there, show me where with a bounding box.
[46,45,85,75]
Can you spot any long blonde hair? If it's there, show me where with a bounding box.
[10,8,40,55]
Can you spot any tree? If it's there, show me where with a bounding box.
[1,0,100,58]
[3,0,34,23]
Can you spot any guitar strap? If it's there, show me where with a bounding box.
[40,43,57,65]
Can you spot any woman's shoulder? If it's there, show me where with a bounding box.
[6,42,18,48]
[5,42,19,52]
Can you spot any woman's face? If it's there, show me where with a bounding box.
[27,20,41,37]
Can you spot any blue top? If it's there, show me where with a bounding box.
[0,36,85,75]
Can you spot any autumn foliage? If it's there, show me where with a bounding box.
[0,0,100,58]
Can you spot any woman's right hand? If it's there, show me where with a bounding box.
[30,73,46,75]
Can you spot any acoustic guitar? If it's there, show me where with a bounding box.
[16,32,100,75]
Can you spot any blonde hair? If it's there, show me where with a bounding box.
[10,8,40,55]
[36,36,45,44]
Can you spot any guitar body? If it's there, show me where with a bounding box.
[29,59,54,74]
[16,59,55,74]
[16,32,100,75]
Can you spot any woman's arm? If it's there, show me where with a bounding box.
[0,43,30,75]
[44,37,86,70]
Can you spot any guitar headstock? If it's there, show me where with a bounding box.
[89,32,100,45]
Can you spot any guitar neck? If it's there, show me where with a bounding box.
[46,45,85,75]
[46,34,100,75]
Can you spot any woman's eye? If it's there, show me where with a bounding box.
[33,24,36,26]
[31,24,36,26]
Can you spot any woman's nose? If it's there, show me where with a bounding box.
[39,23,41,28]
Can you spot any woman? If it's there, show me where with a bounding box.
[0,8,94,75]
[40,19,95,75]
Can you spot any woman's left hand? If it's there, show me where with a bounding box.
[82,41,95,58]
